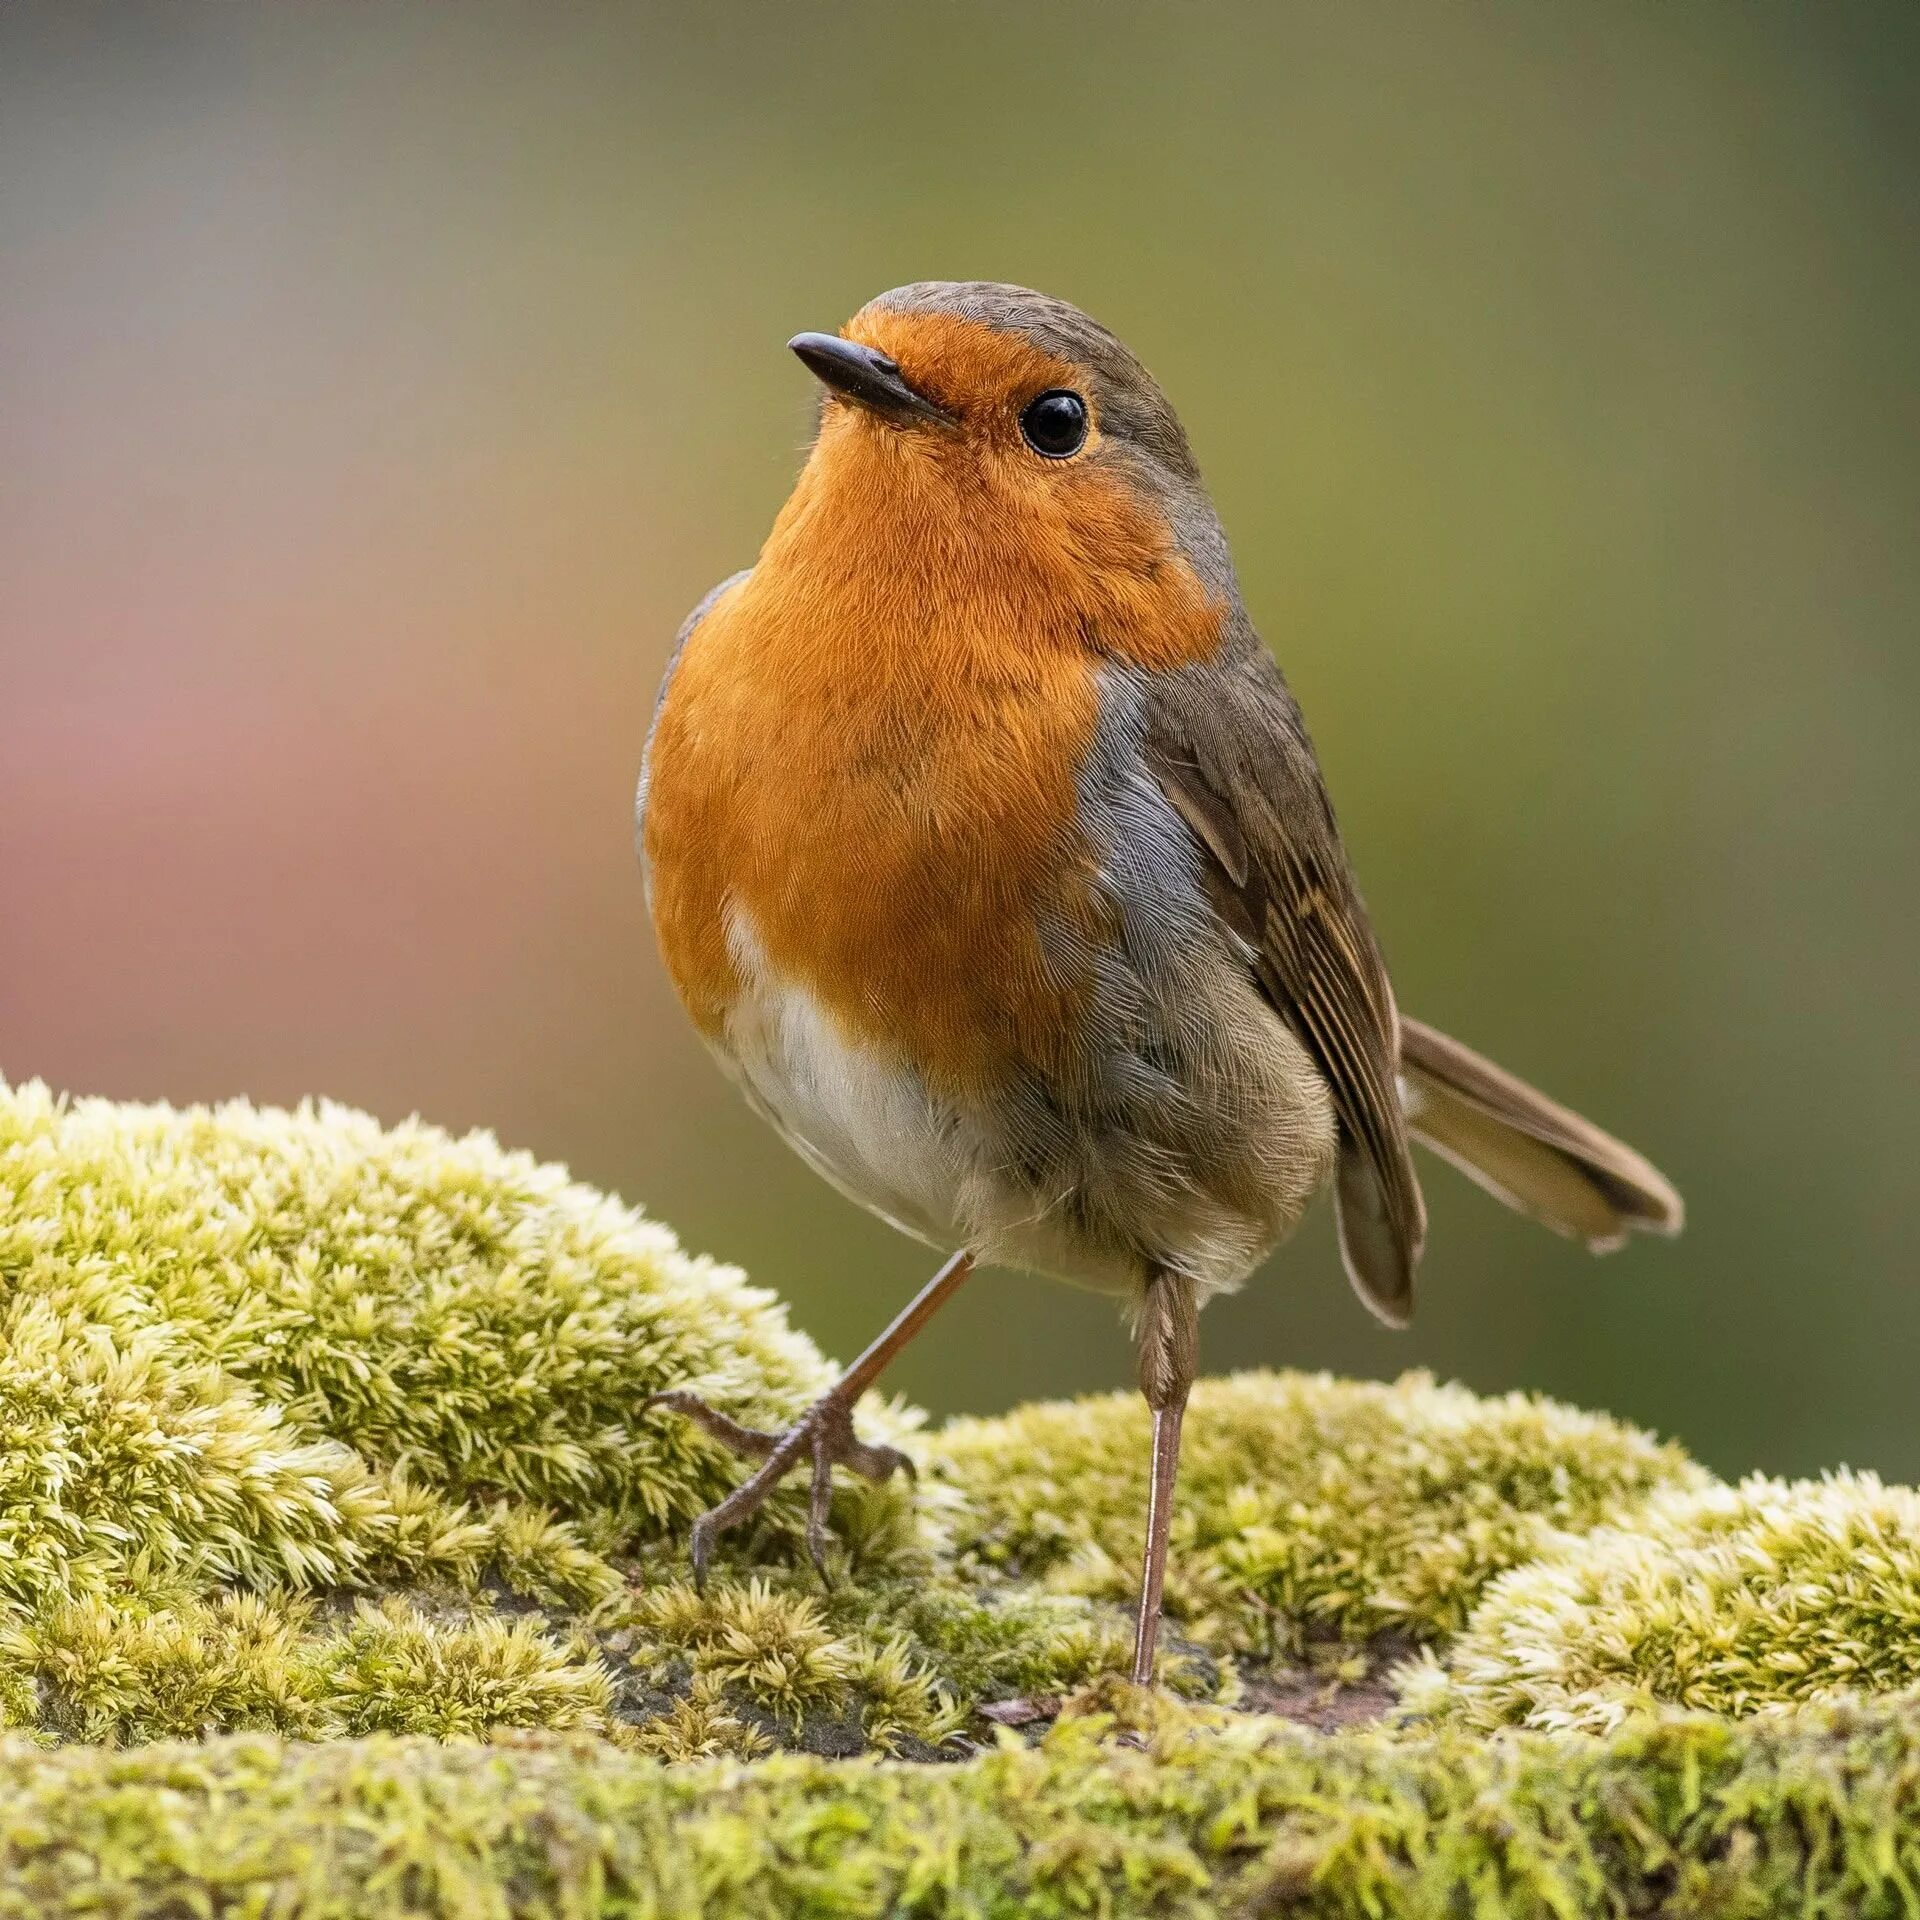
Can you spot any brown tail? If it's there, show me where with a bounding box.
[1398,1017,1683,1251]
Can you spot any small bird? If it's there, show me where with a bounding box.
[636,281,1682,1684]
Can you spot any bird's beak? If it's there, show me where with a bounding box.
[789,332,955,426]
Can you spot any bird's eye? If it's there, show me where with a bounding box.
[1019,389,1089,458]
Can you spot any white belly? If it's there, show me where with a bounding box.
[711,909,1322,1298]
[717,909,973,1251]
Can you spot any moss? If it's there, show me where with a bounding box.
[0,1586,616,1746]
[936,1368,1705,1657]
[10,1589,333,1743]
[5,1699,1920,1915]
[0,1298,399,1604]
[0,1078,839,1567]
[0,1080,863,1745]
[1407,1470,1920,1734]
[328,1600,613,1739]
[1,1079,1141,1754]
[590,1570,1126,1758]
[10,1073,1920,1911]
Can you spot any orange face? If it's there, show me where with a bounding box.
[797,303,1224,675]
[643,306,1227,1091]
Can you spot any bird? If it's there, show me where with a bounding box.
[635,280,1682,1685]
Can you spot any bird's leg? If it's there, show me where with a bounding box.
[644,1249,974,1587]
[1130,1266,1199,1686]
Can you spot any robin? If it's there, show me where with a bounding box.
[636,281,1682,1684]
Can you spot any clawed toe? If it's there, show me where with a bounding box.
[805,1444,835,1581]
[646,1388,917,1588]
[843,1435,915,1483]
[641,1388,782,1460]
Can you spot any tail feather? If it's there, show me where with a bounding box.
[1398,1017,1683,1251]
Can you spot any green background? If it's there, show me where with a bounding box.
[4,3,1915,1484]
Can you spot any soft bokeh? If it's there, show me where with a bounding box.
[4,3,1916,1480]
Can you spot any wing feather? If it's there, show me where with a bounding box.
[1145,651,1426,1323]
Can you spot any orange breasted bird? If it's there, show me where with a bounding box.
[636,281,1682,1684]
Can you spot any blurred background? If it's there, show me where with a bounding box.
[4,3,1916,1482]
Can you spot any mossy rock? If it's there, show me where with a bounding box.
[3,1077,1918,1914]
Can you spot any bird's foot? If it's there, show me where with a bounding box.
[643,1387,915,1588]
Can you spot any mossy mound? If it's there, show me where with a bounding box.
[0,1078,1712,1757]
[8,1699,1920,1917]
[0,1076,834,1583]
[936,1369,1702,1659]
[5,1076,1920,1914]
[1405,1471,1920,1734]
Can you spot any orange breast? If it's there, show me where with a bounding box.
[643,387,1224,1097]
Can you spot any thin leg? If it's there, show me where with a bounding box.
[830,1247,976,1401]
[1130,1267,1198,1686]
[645,1249,974,1586]
[1131,1399,1187,1685]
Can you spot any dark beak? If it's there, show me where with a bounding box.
[789,332,954,426]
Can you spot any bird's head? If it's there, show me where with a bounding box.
[772,282,1235,668]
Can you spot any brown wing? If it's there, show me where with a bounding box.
[1144,651,1426,1324]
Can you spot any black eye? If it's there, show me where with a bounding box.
[1019,389,1088,458]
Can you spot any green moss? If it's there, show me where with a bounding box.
[0,1298,399,1604]
[825,1575,1132,1709]
[328,1600,613,1739]
[0,1586,617,1746]
[588,1569,1130,1758]
[0,1078,916,1748]
[1407,1470,1920,1733]
[936,1368,1704,1656]
[10,1589,332,1743]
[5,1700,1920,1916]
[0,1078,838,1562]
[0,1079,1138,1755]
[10,1073,1920,1912]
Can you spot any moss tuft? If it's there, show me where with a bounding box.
[935,1368,1704,1656]
[7,1588,329,1744]
[328,1600,613,1738]
[0,1077,904,1747]
[0,1077,836,1566]
[1410,1469,1920,1732]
